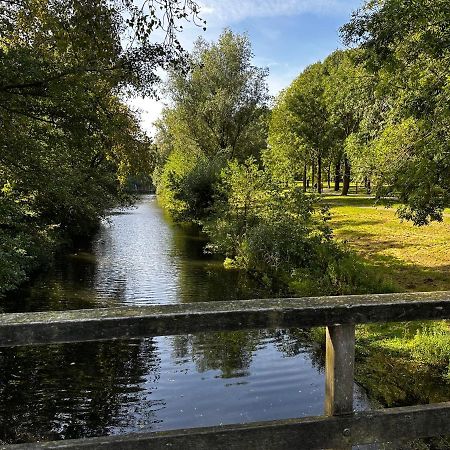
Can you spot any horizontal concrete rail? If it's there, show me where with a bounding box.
[1,291,450,347]
[3,402,450,449]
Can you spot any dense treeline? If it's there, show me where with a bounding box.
[342,0,450,225]
[154,0,450,294]
[151,5,450,429]
[2,0,449,297]
[271,0,450,226]
[153,30,386,296]
[0,0,202,295]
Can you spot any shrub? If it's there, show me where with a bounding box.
[205,159,389,295]
[156,149,226,222]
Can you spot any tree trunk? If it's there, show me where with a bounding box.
[303,163,307,192]
[327,163,331,189]
[334,161,341,192]
[341,156,351,196]
[311,161,316,192]
[317,155,322,194]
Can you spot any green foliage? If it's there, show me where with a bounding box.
[0,0,201,294]
[266,90,308,183]
[267,51,370,195]
[269,0,450,223]
[205,159,387,296]
[0,183,50,296]
[284,63,331,158]
[164,29,269,160]
[267,62,331,192]
[154,30,269,221]
[159,151,225,222]
[409,325,450,379]
[0,195,56,295]
[290,251,392,297]
[341,0,450,224]
[156,147,198,217]
[353,320,450,413]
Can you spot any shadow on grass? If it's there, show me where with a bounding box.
[332,228,418,252]
[323,195,378,208]
[333,218,387,228]
[351,248,450,292]
[330,219,450,291]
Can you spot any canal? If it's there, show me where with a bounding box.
[0,195,372,444]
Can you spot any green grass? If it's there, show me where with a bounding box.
[320,193,450,415]
[325,194,450,292]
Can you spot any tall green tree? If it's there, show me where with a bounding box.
[155,30,269,220]
[341,0,450,224]
[266,89,309,189]
[267,62,331,194]
[164,30,269,160]
[322,49,375,195]
[0,0,202,294]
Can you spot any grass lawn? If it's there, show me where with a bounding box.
[321,193,450,418]
[324,194,450,292]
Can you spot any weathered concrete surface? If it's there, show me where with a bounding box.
[325,324,355,416]
[1,291,450,347]
[2,402,450,449]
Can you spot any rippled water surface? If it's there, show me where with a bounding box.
[0,196,372,444]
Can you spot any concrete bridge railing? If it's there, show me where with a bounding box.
[2,291,450,449]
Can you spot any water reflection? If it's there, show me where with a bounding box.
[0,331,345,444]
[0,339,161,443]
[0,196,372,444]
[2,196,266,313]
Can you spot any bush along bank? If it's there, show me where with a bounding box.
[156,154,450,450]
[157,155,392,297]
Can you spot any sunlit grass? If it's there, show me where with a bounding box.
[317,193,450,413]
[324,194,450,292]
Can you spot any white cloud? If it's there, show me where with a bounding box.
[199,0,349,25]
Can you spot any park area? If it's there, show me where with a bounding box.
[325,194,450,426]
[327,195,450,293]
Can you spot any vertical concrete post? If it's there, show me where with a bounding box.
[325,323,355,449]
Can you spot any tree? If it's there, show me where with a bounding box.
[205,158,331,277]
[164,29,269,160]
[205,158,385,296]
[155,30,269,220]
[322,49,375,195]
[267,62,331,194]
[341,0,450,224]
[0,0,203,294]
[266,89,309,190]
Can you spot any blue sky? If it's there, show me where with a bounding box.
[132,0,363,134]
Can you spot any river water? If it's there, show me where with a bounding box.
[0,195,372,444]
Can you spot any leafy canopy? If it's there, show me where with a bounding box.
[341,0,450,224]
[154,30,269,220]
[0,0,202,294]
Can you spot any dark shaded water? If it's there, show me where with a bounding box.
[0,196,372,444]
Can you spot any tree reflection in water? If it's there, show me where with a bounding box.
[0,197,367,444]
[0,339,161,444]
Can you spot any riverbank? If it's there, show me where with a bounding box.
[322,195,450,448]
[159,186,450,404]
[4,194,449,446]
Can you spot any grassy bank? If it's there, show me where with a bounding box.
[326,194,450,292]
[323,194,450,416]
